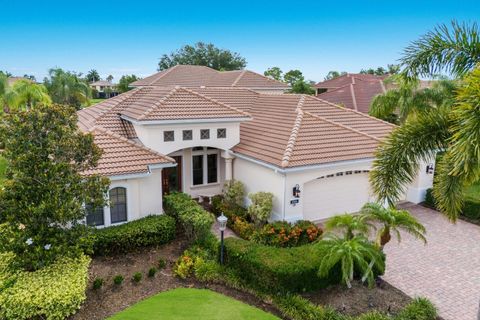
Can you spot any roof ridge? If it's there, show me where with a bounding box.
[281,95,305,168]
[309,95,397,128]
[151,65,179,84]
[90,126,175,163]
[182,87,252,118]
[349,84,358,111]
[137,87,180,120]
[87,88,142,122]
[231,70,247,87]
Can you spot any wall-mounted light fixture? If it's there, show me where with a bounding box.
[426,163,434,174]
[293,184,301,198]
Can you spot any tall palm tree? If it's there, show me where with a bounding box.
[370,76,457,123]
[401,21,480,79]
[359,203,426,249]
[317,234,384,289]
[44,68,91,109]
[324,213,372,240]
[370,21,480,221]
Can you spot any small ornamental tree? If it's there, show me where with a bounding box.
[247,192,274,226]
[223,180,245,208]
[0,104,110,271]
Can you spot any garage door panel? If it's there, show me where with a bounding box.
[303,173,372,221]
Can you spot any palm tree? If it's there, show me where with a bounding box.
[401,21,480,78]
[7,80,51,111]
[369,76,457,123]
[359,203,426,249]
[44,68,91,109]
[324,213,372,240]
[317,234,385,288]
[370,21,480,221]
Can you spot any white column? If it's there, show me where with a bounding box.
[221,150,235,181]
[225,158,233,181]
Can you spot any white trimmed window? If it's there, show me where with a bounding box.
[109,187,127,223]
[164,131,175,142]
[192,147,219,186]
[86,204,104,226]
[200,129,210,140]
[217,128,226,139]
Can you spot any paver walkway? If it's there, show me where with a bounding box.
[382,203,480,320]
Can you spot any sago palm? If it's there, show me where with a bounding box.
[359,203,426,248]
[324,213,372,240]
[317,235,384,289]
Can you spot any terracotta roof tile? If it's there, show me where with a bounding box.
[130,65,288,89]
[83,127,174,177]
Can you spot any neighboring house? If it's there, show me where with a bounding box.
[314,74,389,114]
[314,73,434,114]
[90,80,118,99]
[77,65,433,227]
[7,77,36,85]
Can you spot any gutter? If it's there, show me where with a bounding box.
[230,151,373,174]
[109,162,177,181]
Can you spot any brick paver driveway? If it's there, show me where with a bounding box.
[382,203,480,320]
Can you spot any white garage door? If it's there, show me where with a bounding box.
[303,171,372,222]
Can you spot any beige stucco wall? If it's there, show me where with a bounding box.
[232,157,286,220]
[100,169,163,228]
[133,122,241,155]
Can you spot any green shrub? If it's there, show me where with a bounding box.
[194,257,222,282]
[158,257,167,269]
[163,192,214,242]
[223,180,245,208]
[425,187,480,221]
[0,253,90,320]
[224,238,341,293]
[174,255,195,279]
[132,272,142,283]
[231,216,256,240]
[113,275,124,285]
[248,191,274,226]
[424,188,436,209]
[462,198,480,220]
[148,267,157,277]
[251,220,322,247]
[395,298,437,320]
[92,215,175,255]
[273,294,345,320]
[92,277,104,290]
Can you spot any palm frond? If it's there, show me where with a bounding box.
[401,21,480,78]
[370,110,451,205]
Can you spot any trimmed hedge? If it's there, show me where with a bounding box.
[225,238,341,292]
[425,188,480,220]
[225,238,385,293]
[93,215,176,255]
[163,192,215,242]
[0,253,90,320]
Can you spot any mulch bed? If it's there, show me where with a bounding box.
[71,238,281,320]
[73,237,424,320]
[303,279,412,317]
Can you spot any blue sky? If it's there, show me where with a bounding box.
[1,0,478,82]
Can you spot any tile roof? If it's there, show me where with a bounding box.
[79,81,395,172]
[119,86,251,122]
[130,65,289,90]
[230,93,394,168]
[82,127,175,177]
[314,74,388,113]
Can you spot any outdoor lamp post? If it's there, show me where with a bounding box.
[217,213,228,265]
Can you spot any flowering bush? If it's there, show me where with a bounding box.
[251,220,322,247]
[231,216,256,240]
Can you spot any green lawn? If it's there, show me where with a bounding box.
[108,288,279,320]
[0,155,6,186]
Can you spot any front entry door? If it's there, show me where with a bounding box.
[162,156,182,195]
